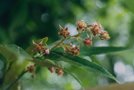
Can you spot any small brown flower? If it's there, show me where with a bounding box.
[33,41,45,52]
[33,40,50,55]
[58,25,70,38]
[77,20,87,30]
[84,38,92,46]
[26,64,35,73]
[65,45,80,56]
[56,68,64,76]
[99,31,110,40]
[89,22,102,36]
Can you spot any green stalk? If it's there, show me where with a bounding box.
[5,70,27,90]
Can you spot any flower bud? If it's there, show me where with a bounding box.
[89,22,102,36]
[56,68,64,76]
[84,38,92,46]
[68,45,80,56]
[44,48,50,55]
[77,20,87,30]
[33,42,45,52]
[58,25,70,38]
[26,64,35,73]
[99,31,110,40]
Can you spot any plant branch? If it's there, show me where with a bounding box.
[50,33,81,50]
[50,38,66,50]
[5,70,27,90]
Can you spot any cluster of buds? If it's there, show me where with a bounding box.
[48,66,64,76]
[76,21,110,46]
[77,20,87,31]
[77,21,110,40]
[26,64,36,77]
[58,25,70,38]
[89,22,110,40]
[89,22,102,36]
[65,44,80,56]
[57,20,110,56]
[99,31,110,40]
[33,41,50,55]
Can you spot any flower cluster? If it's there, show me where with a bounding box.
[58,25,70,38]
[89,22,110,40]
[58,20,110,55]
[30,20,110,77]
[33,41,50,55]
[65,44,80,56]
[77,20,87,30]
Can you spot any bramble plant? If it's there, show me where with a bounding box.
[0,20,127,90]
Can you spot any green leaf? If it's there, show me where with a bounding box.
[41,37,48,44]
[47,52,119,83]
[0,45,32,62]
[64,65,97,88]
[81,46,128,56]
[33,37,48,44]
[0,44,32,89]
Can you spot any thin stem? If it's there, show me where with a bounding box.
[50,33,81,50]
[72,33,80,38]
[5,70,27,90]
[50,38,66,50]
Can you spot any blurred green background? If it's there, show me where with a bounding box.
[0,0,134,90]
